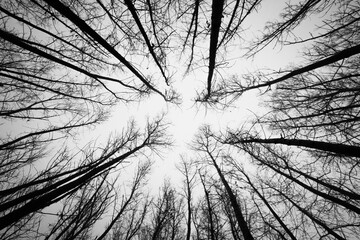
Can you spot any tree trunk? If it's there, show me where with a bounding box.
[209,155,254,240]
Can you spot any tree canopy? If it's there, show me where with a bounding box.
[1,0,359,239]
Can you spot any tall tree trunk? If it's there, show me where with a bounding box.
[232,137,360,158]
[208,154,254,240]
[199,173,216,240]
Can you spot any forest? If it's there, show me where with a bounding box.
[0,0,359,239]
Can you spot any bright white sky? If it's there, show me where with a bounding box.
[70,0,321,193]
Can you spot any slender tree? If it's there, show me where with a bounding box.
[176,157,197,240]
[195,126,254,240]
[96,160,153,240]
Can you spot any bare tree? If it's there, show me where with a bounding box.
[43,172,113,240]
[203,0,360,106]
[96,160,153,240]
[195,126,254,240]
[1,0,360,239]
[217,128,360,239]
[173,0,261,102]
[198,172,216,240]
[0,116,171,236]
[109,197,151,240]
[176,156,197,240]
[149,180,185,240]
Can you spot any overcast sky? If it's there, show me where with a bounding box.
[1,1,345,238]
[58,0,323,193]
[0,0,322,193]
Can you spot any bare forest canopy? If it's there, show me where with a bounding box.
[0,0,360,239]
